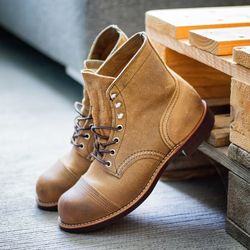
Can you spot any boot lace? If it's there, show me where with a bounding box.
[91,125,122,166]
[71,102,92,148]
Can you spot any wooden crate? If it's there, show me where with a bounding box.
[146,6,250,248]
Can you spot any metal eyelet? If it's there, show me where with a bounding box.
[79,143,85,149]
[110,92,118,100]
[115,102,122,108]
[106,161,112,167]
[110,149,116,156]
[117,125,123,131]
[113,137,120,143]
[84,133,90,140]
[117,113,124,120]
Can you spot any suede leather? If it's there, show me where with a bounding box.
[58,32,205,227]
[36,25,128,206]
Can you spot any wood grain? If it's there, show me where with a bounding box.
[207,128,230,147]
[146,6,250,39]
[233,46,250,69]
[230,78,250,152]
[189,27,250,55]
[152,44,231,99]
[207,114,230,147]
[161,151,221,181]
[146,27,250,85]
[214,114,231,129]
[198,142,250,183]
[227,172,250,238]
[226,217,250,249]
[228,143,250,169]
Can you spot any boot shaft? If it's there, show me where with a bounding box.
[82,32,204,176]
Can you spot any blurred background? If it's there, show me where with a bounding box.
[0,0,249,82]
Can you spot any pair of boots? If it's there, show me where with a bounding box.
[36,25,214,232]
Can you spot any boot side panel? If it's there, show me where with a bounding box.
[161,72,205,146]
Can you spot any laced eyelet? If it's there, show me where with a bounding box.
[115,102,122,108]
[110,149,116,156]
[113,137,120,143]
[110,92,118,100]
[105,161,112,167]
[117,125,123,131]
[79,143,85,149]
[84,133,90,140]
[117,113,124,120]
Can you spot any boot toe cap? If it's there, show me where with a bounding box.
[58,179,117,227]
[36,161,77,205]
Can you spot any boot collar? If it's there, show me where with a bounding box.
[87,24,128,62]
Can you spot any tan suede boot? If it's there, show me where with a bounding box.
[36,25,128,210]
[58,32,214,232]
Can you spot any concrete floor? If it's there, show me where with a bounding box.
[0,29,245,249]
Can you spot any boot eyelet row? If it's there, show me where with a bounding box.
[113,137,120,143]
[117,113,124,119]
[84,133,90,140]
[115,102,122,108]
[117,125,123,131]
[110,149,116,156]
[106,161,112,168]
[110,92,118,100]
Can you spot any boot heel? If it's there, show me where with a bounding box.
[182,102,214,156]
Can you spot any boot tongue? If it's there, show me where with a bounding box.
[82,71,115,138]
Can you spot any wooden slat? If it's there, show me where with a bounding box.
[233,46,250,69]
[227,172,250,249]
[189,27,250,55]
[214,114,231,129]
[207,127,230,147]
[227,172,250,234]
[206,98,230,115]
[226,218,250,249]
[198,142,250,183]
[146,6,250,39]
[161,151,221,181]
[230,78,250,153]
[206,114,230,147]
[156,46,231,99]
[228,143,250,168]
[146,27,250,84]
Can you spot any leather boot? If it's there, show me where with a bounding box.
[58,32,214,231]
[36,25,128,210]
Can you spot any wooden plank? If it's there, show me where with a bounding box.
[153,46,231,99]
[146,27,250,84]
[198,142,250,183]
[228,143,250,169]
[227,172,250,238]
[230,78,250,152]
[206,114,230,147]
[233,46,250,69]
[189,27,250,55]
[214,114,230,129]
[207,127,230,147]
[205,98,230,115]
[161,150,221,181]
[146,6,250,39]
[205,97,230,108]
[226,217,250,249]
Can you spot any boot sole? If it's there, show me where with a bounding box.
[58,100,214,233]
[36,198,58,211]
